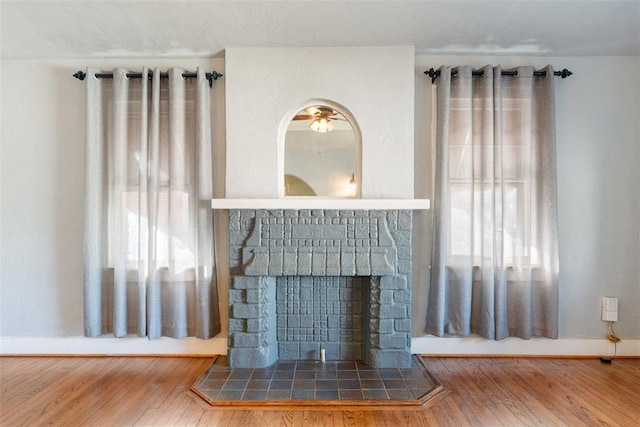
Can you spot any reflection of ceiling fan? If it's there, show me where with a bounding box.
[292,106,343,133]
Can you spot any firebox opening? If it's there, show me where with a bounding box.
[276,276,365,361]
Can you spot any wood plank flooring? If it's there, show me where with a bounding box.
[1,356,638,426]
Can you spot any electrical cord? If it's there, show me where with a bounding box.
[607,321,621,358]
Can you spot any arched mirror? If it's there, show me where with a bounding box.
[284,104,358,197]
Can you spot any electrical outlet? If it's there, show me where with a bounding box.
[602,297,618,322]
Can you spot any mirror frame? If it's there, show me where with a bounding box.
[278,98,362,199]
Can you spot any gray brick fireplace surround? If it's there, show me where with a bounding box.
[227,209,413,369]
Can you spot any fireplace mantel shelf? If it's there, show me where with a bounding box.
[211,198,430,210]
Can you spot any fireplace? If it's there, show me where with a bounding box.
[227,209,413,369]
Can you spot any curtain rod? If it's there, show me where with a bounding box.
[72,70,223,87]
[424,67,572,84]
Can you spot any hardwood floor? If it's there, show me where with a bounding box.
[1,356,638,426]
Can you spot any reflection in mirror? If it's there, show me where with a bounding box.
[284,174,317,196]
[284,105,357,197]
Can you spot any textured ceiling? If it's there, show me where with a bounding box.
[1,0,639,59]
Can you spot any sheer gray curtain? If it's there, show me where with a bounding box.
[427,65,559,340]
[84,67,220,339]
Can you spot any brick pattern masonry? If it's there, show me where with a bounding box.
[227,209,412,369]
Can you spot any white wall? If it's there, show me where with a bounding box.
[1,53,639,355]
[411,55,640,348]
[0,58,227,340]
[224,47,415,199]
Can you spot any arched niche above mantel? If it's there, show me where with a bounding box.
[280,100,361,198]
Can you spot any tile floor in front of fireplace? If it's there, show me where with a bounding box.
[193,355,437,404]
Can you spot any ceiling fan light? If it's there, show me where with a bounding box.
[309,117,334,133]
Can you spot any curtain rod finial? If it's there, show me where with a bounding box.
[559,68,573,79]
[73,71,86,81]
[424,68,440,84]
[206,71,224,87]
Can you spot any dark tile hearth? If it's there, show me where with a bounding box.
[192,355,442,407]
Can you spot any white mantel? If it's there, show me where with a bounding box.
[211,198,430,210]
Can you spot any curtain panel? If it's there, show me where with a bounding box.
[427,65,559,340]
[83,67,221,339]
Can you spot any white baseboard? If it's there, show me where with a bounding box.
[0,336,228,356]
[411,336,640,357]
[1,336,638,357]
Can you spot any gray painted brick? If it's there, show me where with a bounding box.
[228,318,247,333]
[393,290,411,304]
[327,330,341,342]
[380,275,408,290]
[380,290,394,304]
[398,211,412,230]
[380,334,408,349]
[277,315,287,328]
[394,319,412,333]
[268,248,284,276]
[275,286,287,301]
[300,287,312,301]
[287,315,300,328]
[323,343,340,360]
[340,248,356,276]
[233,276,262,290]
[378,319,395,334]
[229,347,278,369]
[282,249,298,275]
[340,342,361,360]
[232,303,261,319]
[227,209,413,368]
[232,332,267,348]
[355,250,371,275]
[269,224,284,239]
[279,342,299,359]
[247,318,269,333]
[300,342,320,359]
[311,249,327,275]
[297,248,312,275]
[398,261,411,275]
[386,211,398,227]
[327,287,339,301]
[246,289,262,303]
[326,248,341,275]
[300,315,313,328]
[368,349,412,369]
[379,304,407,319]
[394,230,411,246]
[228,289,246,304]
[327,315,340,328]
[396,245,411,261]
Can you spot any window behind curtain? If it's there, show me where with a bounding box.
[447,92,532,266]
